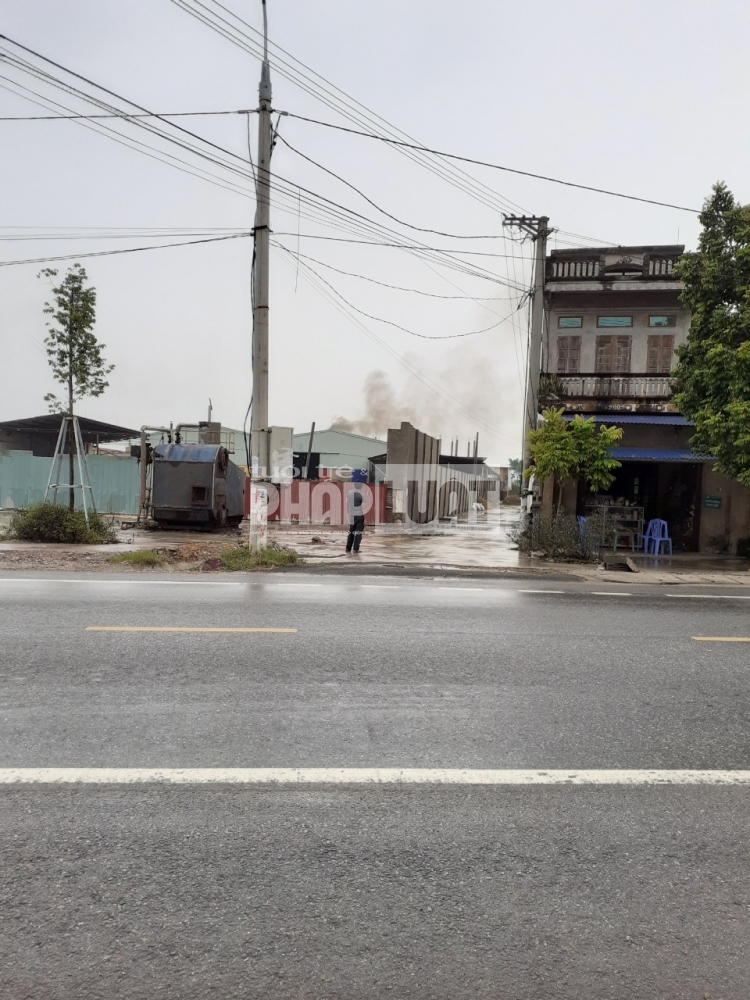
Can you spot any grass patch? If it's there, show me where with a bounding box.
[10,502,117,544]
[219,545,299,571]
[107,549,165,567]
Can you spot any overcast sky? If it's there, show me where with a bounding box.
[1,0,748,463]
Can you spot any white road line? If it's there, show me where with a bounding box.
[0,578,242,586]
[667,594,750,600]
[361,585,400,589]
[591,592,632,597]
[1,768,750,786]
[439,587,486,592]
[270,583,324,588]
[86,626,297,634]
[517,589,564,594]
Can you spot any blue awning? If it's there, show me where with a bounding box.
[610,447,713,462]
[563,414,692,425]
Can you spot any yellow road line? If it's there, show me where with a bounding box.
[692,637,750,643]
[86,626,297,634]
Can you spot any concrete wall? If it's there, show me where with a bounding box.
[0,451,140,514]
[385,422,492,526]
[699,468,750,553]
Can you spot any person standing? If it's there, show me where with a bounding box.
[346,482,365,554]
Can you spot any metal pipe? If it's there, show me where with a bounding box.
[138,425,172,525]
[302,420,315,480]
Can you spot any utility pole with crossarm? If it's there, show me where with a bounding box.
[502,215,550,484]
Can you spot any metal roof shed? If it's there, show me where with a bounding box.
[0,415,139,458]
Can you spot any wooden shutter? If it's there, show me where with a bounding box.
[647,334,674,373]
[557,336,581,373]
[614,336,631,373]
[595,336,613,373]
[568,336,580,373]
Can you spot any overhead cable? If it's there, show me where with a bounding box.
[279,113,700,214]
[0,109,255,120]
[274,244,522,341]
[0,35,528,292]
[0,46,524,289]
[168,0,527,218]
[274,248,517,444]
[0,232,251,267]
[275,133,506,239]
[0,75,252,198]
[269,245,516,300]
[0,35,263,177]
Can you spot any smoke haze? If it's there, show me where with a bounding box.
[329,345,522,461]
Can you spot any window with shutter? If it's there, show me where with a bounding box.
[647,335,674,373]
[596,336,631,373]
[557,336,581,373]
[595,336,613,373]
[614,336,631,373]
[568,336,580,373]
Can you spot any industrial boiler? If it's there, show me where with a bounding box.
[151,442,245,528]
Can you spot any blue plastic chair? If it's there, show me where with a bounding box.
[644,518,672,556]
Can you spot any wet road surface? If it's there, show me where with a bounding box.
[2,572,750,998]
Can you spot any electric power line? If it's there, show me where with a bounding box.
[0,109,255,120]
[167,0,528,220]
[279,112,700,214]
[274,243,522,340]
[0,34,533,295]
[269,245,517,300]
[274,247,519,446]
[0,232,251,267]
[0,44,529,292]
[275,133,507,240]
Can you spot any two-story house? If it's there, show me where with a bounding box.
[541,244,750,553]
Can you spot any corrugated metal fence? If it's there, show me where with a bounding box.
[0,451,140,514]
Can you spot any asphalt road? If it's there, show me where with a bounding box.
[2,571,750,998]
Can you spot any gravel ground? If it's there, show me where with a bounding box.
[0,538,245,574]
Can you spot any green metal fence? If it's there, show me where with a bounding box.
[0,451,140,514]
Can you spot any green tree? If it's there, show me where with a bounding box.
[525,407,622,510]
[568,416,623,493]
[508,457,523,491]
[672,183,750,485]
[39,264,114,508]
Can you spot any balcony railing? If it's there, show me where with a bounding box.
[548,257,600,279]
[541,373,674,400]
[546,253,682,282]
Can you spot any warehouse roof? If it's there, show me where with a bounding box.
[0,414,139,443]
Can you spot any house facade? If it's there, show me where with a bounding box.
[541,245,750,553]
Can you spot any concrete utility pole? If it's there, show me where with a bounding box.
[249,0,272,549]
[502,215,550,480]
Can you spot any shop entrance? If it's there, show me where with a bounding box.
[578,461,702,551]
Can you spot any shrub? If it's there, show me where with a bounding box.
[107,550,164,566]
[513,510,605,562]
[10,502,117,544]
[219,545,300,571]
